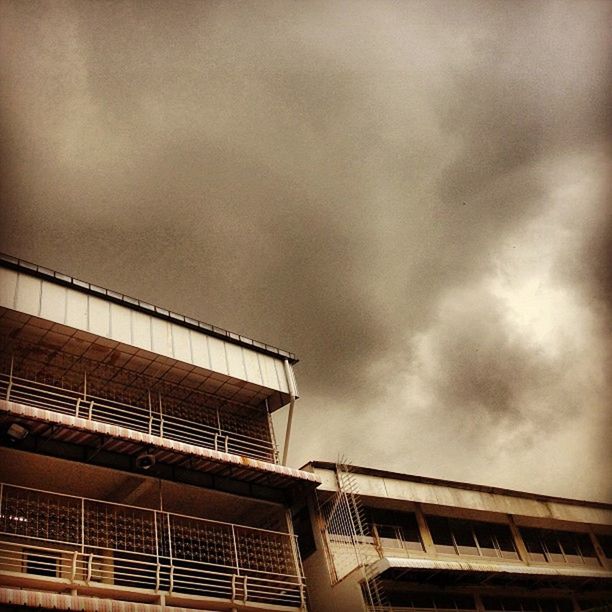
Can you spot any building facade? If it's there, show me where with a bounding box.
[0,254,319,611]
[299,462,612,612]
[0,255,610,612]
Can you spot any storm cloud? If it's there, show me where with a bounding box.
[1,1,610,499]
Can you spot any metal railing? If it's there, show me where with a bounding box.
[0,483,305,608]
[0,370,277,463]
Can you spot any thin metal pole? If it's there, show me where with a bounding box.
[153,510,161,592]
[166,512,173,593]
[285,508,306,608]
[148,390,153,435]
[231,524,240,574]
[158,393,164,439]
[81,498,85,553]
[281,360,296,465]
[6,355,14,401]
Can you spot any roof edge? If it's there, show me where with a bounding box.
[302,461,612,509]
[0,253,298,365]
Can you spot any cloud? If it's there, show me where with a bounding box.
[0,0,610,498]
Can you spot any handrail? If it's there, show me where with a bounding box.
[0,541,303,607]
[0,483,305,608]
[1,482,296,540]
[0,371,276,462]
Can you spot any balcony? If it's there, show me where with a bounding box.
[0,342,278,464]
[0,483,306,610]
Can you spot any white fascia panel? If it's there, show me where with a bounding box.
[150,317,172,356]
[0,268,18,308]
[207,336,228,375]
[243,349,263,386]
[14,273,42,317]
[65,289,88,330]
[109,302,132,344]
[170,323,192,364]
[88,296,110,337]
[40,281,66,322]
[0,268,293,395]
[131,310,152,351]
[189,330,211,371]
[225,342,246,380]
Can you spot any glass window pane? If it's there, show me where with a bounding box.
[452,521,479,556]
[492,524,518,558]
[428,516,457,555]
[576,533,598,564]
[541,532,564,563]
[400,512,423,547]
[521,528,546,563]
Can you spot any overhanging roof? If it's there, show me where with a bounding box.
[0,254,299,404]
[302,461,612,526]
[0,253,297,364]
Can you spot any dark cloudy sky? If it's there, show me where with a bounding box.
[1,1,610,501]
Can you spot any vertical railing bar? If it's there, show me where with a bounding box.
[81,498,85,553]
[265,398,279,463]
[6,355,14,401]
[166,512,173,593]
[148,390,153,436]
[159,393,164,440]
[83,370,87,400]
[231,524,240,576]
[153,509,161,592]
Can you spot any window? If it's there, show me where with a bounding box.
[427,516,456,555]
[520,528,600,566]
[367,508,424,552]
[427,516,518,559]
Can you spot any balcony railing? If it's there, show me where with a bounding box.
[0,370,277,463]
[0,484,305,609]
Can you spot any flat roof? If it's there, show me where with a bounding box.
[0,253,297,364]
[303,461,612,510]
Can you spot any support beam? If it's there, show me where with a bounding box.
[281,359,296,466]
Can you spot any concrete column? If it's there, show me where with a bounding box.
[507,515,530,565]
[588,527,609,570]
[414,504,436,554]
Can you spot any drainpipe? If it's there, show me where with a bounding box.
[281,359,296,465]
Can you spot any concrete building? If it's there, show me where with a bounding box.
[0,254,610,612]
[298,462,612,612]
[0,254,319,611]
